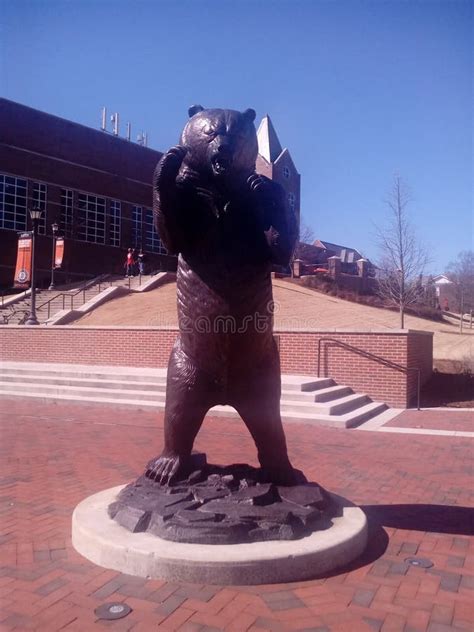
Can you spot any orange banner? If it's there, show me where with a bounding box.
[14,233,32,288]
[54,237,64,268]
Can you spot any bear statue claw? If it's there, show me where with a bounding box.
[145,454,187,485]
[247,173,266,192]
[167,145,187,160]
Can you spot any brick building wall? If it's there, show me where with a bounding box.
[406,329,434,404]
[0,326,432,407]
[0,98,176,286]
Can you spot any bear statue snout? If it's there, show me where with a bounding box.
[216,135,233,154]
[211,137,234,176]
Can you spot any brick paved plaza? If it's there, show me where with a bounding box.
[0,398,472,631]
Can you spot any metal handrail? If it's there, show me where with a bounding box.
[2,308,29,325]
[35,274,109,319]
[317,337,421,410]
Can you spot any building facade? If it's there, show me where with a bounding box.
[256,115,301,226]
[0,98,175,287]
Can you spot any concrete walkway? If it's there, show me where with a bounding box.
[0,397,472,631]
[359,409,473,437]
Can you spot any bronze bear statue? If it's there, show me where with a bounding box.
[146,106,299,486]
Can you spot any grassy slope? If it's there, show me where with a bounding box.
[74,279,473,367]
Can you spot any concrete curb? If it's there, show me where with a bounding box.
[0,289,32,308]
[47,286,129,325]
[131,272,176,293]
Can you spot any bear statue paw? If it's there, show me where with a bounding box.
[247,173,270,194]
[157,146,187,184]
[145,454,188,485]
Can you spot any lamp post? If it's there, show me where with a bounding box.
[48,222,59,290]
[25,206,43,326]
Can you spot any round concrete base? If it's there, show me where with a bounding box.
[72,485,368,585]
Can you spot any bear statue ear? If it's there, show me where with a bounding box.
[243,108,256,122]
[188,104,204,118]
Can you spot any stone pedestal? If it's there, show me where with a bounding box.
[72,485,368,585]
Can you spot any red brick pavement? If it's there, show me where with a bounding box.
[384,411,473,432]
[0,398,473,631]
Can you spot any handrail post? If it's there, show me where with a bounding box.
[317,338,321,378]
[417,369,421,411]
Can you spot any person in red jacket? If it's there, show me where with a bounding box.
[125,248,135,277]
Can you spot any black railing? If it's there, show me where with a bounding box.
[317,337,421,410]
[2,308,29,325]
[35,274,111,320]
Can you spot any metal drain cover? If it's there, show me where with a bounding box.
[405,557,433,569]
[94,602,132,620]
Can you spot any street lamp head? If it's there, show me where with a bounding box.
[29,206,43,221]
[51,222,59,234]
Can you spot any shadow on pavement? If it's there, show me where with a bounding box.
[360,503,474,536]
[319,503,473,580]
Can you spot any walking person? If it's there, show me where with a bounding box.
[125,248,135,277]
[138,249,146,275]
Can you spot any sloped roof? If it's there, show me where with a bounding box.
[274,148,299,175]
[433,274,453,285]
[257,115,283,163]
[313,239,364,263]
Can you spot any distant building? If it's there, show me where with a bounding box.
[313,239,362,265]
[432,274,457,311]
[256,115,300,225]
[0,98,174,287]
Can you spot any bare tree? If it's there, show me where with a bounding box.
[299,220,315,245]
[375,176,429,328]
[293,217,315,260]
[446,250,474,327]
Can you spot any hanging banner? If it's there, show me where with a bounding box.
[14,233,32,288]
[54,237,64,268]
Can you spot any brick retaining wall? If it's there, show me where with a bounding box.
[0,326,433,407]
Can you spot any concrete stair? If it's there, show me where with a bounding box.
[1,284,105,325]
[0,289,53,324]
[0,362,389,428]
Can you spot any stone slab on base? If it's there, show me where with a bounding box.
[72,486,368,585]
[111,459,331,544]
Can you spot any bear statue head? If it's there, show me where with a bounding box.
[178,105,258,186]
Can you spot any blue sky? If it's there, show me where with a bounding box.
[1,0,472,272]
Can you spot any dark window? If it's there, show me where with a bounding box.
[0,174,27,231]
[77,193,106,244]
[144,208,166,254]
